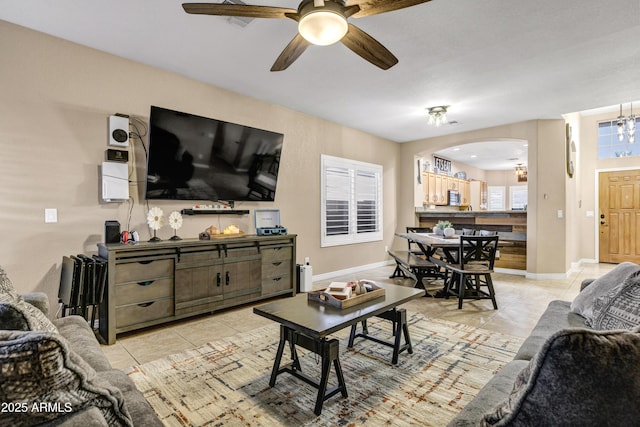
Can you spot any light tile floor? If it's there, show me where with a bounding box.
[102,263,615,370]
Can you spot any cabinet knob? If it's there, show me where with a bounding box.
[216,272,221,287]
[226,271,230,286]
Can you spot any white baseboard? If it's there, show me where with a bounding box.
[525,271,570,280]
[312,260,394,282]
[495,267,526,276]
[313,259,599,283]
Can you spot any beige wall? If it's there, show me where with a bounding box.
[0,21,400,304]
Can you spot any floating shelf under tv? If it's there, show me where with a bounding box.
[181,209,250,216]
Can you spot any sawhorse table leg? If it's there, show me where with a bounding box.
[269,325,348,415]
[348,308,413,365]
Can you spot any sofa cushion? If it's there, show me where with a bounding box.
[587,271,640,330]
[481,327,640,427]
[0,330,133,427]
[0,299,58,333]
[446,360,530,427]
[0,266,58,333]
[570,262,640,321]
[98,369,164,427]
[513,300,587,361]
[53,315,113,372]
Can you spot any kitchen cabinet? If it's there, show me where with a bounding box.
[422,172,471,206]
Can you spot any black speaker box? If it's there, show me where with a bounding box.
[106,149,128,163]
[105,220,121,244]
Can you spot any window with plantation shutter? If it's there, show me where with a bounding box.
[321,155,383,247]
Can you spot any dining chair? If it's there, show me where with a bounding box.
[478,229,497,236]
[444,235,499,309]
[462,228,476,236]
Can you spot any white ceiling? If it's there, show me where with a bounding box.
[434,140,529,171]
[1,0,640,146]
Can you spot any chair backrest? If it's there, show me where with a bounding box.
[459,235,499,270]
[462,228,476,236]
[478,229,498,236]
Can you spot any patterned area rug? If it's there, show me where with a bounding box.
[127,313,523,426]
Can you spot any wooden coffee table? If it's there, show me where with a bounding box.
[253,283,424,415]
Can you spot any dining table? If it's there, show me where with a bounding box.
[394,232,463,296]
[395,232,462,265]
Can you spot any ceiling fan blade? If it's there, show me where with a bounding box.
[341,23,398,70]
[182,3,296,19]
[271,34,310,72]
[348,0,432,18]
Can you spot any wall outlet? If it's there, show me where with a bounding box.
[44,208,57,223]
[384,245,388,253]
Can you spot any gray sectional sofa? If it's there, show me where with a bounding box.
[448,263,640,426]
[0,268,162,426]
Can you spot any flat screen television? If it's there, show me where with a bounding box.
[145,106,284,202]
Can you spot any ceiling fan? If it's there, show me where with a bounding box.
[182,0,432,71]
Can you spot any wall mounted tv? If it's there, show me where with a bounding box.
[145,106,284,202]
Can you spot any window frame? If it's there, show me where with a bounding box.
[320,154,383,247]
[598,118,639,159]
[487,186,506,211]
[509,185,528,210]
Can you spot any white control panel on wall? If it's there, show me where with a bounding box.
[44,208,57,223]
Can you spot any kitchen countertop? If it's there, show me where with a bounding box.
[415,210,527,215]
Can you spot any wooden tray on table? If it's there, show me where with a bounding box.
[308,280,385,309]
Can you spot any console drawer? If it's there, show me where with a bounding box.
[262,260,291,279]
[115,278,173,306]
[115,259,173,284]
[262,274,292,295]
[262,246,292,263]
[116,297,174,328]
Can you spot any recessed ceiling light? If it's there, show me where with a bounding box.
[453,148,460,151]
[470,155,477,158]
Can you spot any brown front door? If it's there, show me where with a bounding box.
[599,170,640,263]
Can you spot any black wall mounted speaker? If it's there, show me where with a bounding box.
[106,149,129,163]
[105,220,121,244]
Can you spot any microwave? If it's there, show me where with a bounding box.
[448,190,461,206]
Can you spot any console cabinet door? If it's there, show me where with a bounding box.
[175,264,224,316]
[221,246,261,305]
[223,259,261,300]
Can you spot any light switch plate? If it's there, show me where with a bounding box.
[45,208,57,223]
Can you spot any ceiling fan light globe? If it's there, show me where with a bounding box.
[298,10,348,46]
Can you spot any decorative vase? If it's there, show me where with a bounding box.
[434,227,444,236]
[444,227,456,238]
